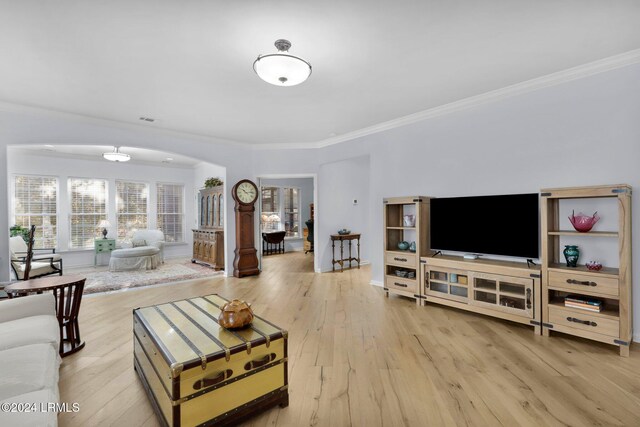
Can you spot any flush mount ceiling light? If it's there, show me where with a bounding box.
[102,146,131,162]
[253,39,312,86]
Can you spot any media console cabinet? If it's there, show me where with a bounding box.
[420,255,541,333]
[383,184,632,355]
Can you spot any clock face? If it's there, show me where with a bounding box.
[236,181,257,204]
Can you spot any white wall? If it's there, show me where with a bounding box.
[317,156,370,272]
[7,149,196,268]
[260,177,314,252]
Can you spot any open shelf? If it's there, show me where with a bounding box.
[548,300,619,321]
[547,263,619,277]
[541,184,631,356]
[384,196,430,304]
[547,230,618,237]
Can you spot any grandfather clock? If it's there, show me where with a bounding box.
[231,179,260,278]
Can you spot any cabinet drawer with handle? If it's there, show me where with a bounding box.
[548,305,619,338]
[385,276,417,293]
[548,270,618,297]
[385,252,416,267]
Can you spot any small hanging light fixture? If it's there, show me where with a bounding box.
[102,146,131,162]
[253,39,312,86]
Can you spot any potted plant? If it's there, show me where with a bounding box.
[204,177,223,188]
[9,225,30,243]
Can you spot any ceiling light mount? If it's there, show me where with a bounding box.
[253,39,312,87]
[102,146,131,162]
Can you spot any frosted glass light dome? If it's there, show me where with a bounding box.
[253,39,312,87]
[102,146,131,162]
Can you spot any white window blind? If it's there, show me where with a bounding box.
[13,175,58,249]
[157,183,184,243]
[116,181,148,241]
[69,178,107,249]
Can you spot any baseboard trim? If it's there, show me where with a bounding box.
[316,260,370,273]
[370,280,383,287]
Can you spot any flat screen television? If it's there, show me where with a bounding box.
[430,193,539,259]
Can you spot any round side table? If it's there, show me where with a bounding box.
[6,275,86,357]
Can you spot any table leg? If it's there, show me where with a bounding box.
[349,240,352,269]
[357,237,361,269]
[340,240,344,272]
[332,239,336,271]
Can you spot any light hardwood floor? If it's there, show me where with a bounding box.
[59,252,640,426]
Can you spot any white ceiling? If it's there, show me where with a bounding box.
[1,1,639,146]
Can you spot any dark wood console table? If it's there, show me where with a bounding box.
[5,275,86,357]
[330,233,361,272]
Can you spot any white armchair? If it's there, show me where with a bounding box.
[131,229,165,262]
[9,236,63,280]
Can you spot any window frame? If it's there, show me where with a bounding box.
[68,177,109,250]
[12,174,59,249]
[260,185,302,239]
[156,182,185,243]
[115,180,150,243]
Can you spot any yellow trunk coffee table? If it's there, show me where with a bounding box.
[133,294,288,427]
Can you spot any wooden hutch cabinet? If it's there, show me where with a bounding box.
[192,185,224,270]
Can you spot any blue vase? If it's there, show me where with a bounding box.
[563,245,579,267]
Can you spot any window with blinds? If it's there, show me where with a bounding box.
[283,187,300,238]
[260,187,280,232]
[157,183,184,243]
[260,186,300,237]
[116,181,149,241]
[69,178,107,249]
[13,175,58,249]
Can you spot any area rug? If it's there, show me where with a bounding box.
[83,262,223,295]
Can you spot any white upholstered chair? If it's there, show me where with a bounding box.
[9,236,63,280]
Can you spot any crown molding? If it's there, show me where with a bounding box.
[254,48,640,150]
[0,101,252,149]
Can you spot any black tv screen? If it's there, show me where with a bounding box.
[430,193,539,259]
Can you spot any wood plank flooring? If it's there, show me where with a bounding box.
[58,252,640,426]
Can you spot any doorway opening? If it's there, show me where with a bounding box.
[257,175,317,273]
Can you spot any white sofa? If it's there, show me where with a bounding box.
[0,294,61,427]
[109,229,165,272]
[9,236,63,280]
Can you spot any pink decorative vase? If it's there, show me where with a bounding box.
[568,210,599,232]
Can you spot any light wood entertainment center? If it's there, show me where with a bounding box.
[384,184,633,354]
[421,256,541,334]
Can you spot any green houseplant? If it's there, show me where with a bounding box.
[204,177,223,188]
[10,225,30,243]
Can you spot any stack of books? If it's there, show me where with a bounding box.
[564,295,603,312]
